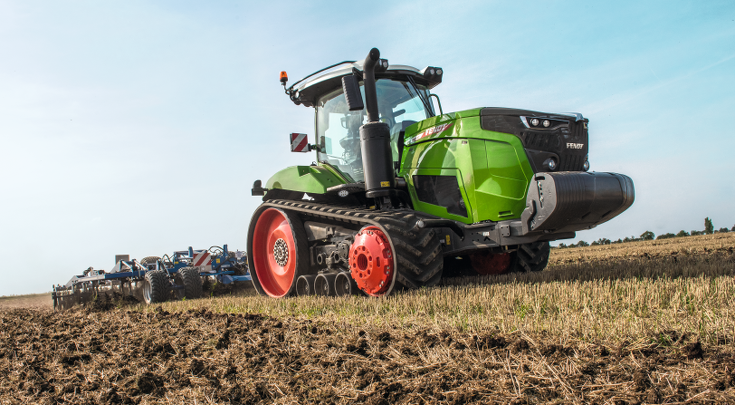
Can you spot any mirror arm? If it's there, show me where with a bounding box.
[429,94,443,115]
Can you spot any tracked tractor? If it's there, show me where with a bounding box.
[248,48,634,298]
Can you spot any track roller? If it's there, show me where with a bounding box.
[334,272,359,296]
[314,273,337,296]
[296,274,316,296]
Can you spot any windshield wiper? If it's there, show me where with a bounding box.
[406,76,434,117]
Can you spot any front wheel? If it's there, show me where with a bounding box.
[247,207,309,297]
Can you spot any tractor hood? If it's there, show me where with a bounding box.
[404,107,590,173]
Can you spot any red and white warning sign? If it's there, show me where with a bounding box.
[192,252,212,270]
[290,133,309,153]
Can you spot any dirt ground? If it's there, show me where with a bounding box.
[2,305,735,404]
[3,236,734,404]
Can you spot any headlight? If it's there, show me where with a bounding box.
[543,157,558,171]
[520,116,568,129]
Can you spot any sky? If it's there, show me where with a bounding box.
[1,0,734,296]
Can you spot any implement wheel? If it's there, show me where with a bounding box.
[143,270,170,304]
[177,267,203,300]
[140,256,160,265]
[248,207,309,297]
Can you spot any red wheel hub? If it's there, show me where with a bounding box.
[252,208,297,297]
[349,226,394,297]
[470,251,512,275]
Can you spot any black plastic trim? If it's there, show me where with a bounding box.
[479,108,588,172]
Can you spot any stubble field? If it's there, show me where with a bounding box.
[2,233,735,404]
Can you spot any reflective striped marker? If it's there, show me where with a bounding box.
[290,133,309,152]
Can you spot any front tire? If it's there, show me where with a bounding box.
[248,207,309,297]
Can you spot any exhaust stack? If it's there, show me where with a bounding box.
[357,48,395,203]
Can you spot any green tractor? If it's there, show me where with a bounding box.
[248,48,634,298]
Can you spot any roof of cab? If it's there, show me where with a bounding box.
[287,60,441,107]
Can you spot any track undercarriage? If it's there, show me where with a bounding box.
[247,199,550,298]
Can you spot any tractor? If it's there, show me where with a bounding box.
[248,48,634,298]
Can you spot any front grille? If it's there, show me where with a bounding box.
[413,175,467,217]
[479,108,589,173]
[522,131,562,150]
[558,153,584,171]
[521,127,587,172]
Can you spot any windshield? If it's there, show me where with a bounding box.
[316,79,432,182]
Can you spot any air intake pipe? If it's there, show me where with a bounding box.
[359,48,395,200]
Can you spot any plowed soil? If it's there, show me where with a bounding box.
[3,306,735,404]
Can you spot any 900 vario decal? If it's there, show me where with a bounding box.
[406,123,453,145]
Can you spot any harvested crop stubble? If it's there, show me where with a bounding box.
[550,232,735,264]
[2,233,734,403]
[161,238,735,346]
[2,307,735,404]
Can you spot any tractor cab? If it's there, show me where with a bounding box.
[281,61,443,182]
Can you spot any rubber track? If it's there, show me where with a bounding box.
[261,199,444,292]
[512,241,550,272]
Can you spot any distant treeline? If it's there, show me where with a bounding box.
[556,217,734,249]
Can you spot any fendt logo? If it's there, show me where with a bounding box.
[566,143,584,150]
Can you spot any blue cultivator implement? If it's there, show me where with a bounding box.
[52,245,250,310]
[162,245,251,287]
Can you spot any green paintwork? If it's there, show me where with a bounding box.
[270,108,534,225]
[398,109,534,224]
[266,165,347,194]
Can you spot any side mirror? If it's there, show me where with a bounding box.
[341,74,364,111]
